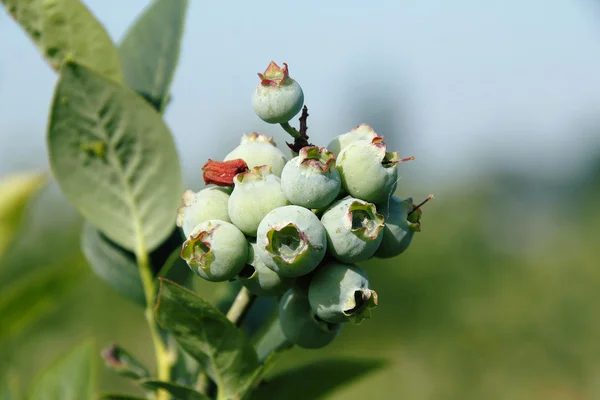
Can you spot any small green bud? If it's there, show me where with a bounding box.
[238,240,294,296]
[321,197,384,263]
[309,262,378,324]
[252,61,304,124]
[256,205,327,278]
[375,195,433,258]
[281,146,341,209]
[228,165,289,237]
[176,187,231,238]
[279,289,342,349]
[181,220,248,282]
[224,132,287,176]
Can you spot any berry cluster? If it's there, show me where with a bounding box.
[176,62,432,349]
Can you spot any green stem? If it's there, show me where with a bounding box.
[136,247,171,400]
[226,286,257,327]
[279,122,301,139]
[200,287,257,399]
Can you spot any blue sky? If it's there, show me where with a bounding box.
[2,0,600,187]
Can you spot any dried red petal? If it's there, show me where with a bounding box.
[202,159,248,186]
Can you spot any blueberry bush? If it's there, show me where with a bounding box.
[0,1,433,399]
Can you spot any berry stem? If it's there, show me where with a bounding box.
[280,121,301,139]
[226,286,257,327]
[136,246,171,400]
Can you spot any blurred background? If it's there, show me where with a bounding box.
[2,0,600,399]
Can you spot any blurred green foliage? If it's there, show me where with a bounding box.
[1,165,598,399]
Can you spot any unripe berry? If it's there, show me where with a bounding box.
[279,289,342,349]
[180,220,248,282]
[320,197,384,263]
[252,61,304,124]
[228,166,289,237]
[308,262,378,324]
[239,240,294,296]
[337,136,412,204]
[280,146,341,209]
[176,187,231,238]
[375,195,432,258]
[224,133,287,177]
[256,205,327,278]
[327,124,379,157]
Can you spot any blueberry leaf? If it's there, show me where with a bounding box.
[118,0,188,112]
[81,223,145,306]
[1,0,122,82]
[155,279,260,400]
[81,223,189,307]
[140,380,209,400]
[48,62,182,253]
[250,358,387,400]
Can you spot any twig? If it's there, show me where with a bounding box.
[281,105,312,155]
[136,249,171,400]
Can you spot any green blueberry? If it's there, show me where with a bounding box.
[180,220,248,282]
[327,123,379,157]
[224,132,287,176]
[256,205,327,278]
[176,187,231,238]
[337,135,407,204]
[281,146,341,209]
[375,195,431,258]
[308,262,378,324]
[228,165,289,237]
[238,240,294,296]
[320,197,384,263]
[279,289,342,349]
[252,61,304,124]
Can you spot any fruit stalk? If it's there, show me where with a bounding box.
[226,286,257,327]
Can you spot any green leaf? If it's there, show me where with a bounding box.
[96,395,146,400]
[101,344,150,381]
[48,62,182,253]
[0,264,83,342]
[170,343,201,387]
[140,380,209,400]
[81,222,145,305]
[81,223,189,306]
[0,172,46,264]
[155,279,260,400]
[29,340,96,400]
[250,358,388,400]
[118,0,188,112]
[1,0,123,82]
